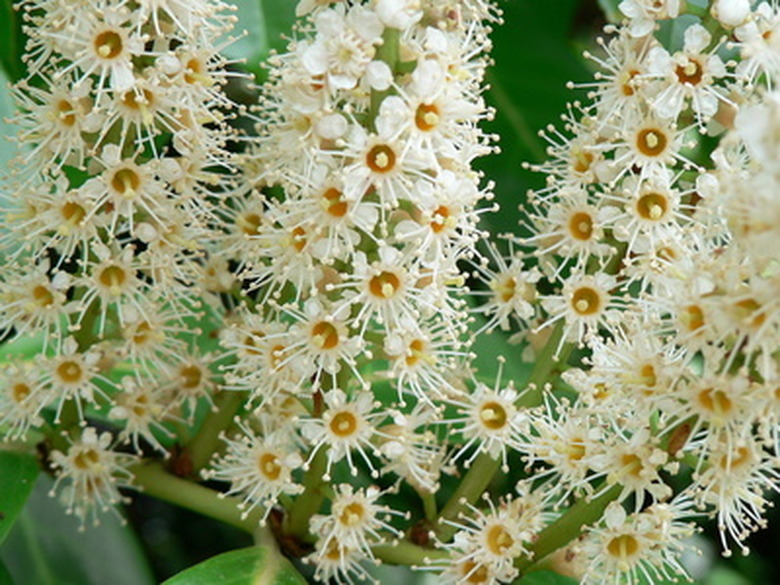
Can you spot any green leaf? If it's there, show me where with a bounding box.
[707,565,751,585]
[0,0,24,82]
[0,559,14,585]
[225,0,297,80]
[0,67,17,172]
[471,322,532,387]
[162,547,307,585]
[0,333,46,364]
[478,0,590,236]
[518,570,578,585]
[260,0,297,54]
[0,475,155,585]
[0,451,38,546]
[597,0,623,22]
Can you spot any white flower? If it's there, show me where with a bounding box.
[646,24,729,126]
[579,500,695,585]
[300,388,384,479]
[378,405,444,491]
[207,424,304,523]
[541,272,622,347]
[619,0,681,37]
[49,427,135,528]
[109,376,173,454]
[53,5,146,93]
[693,436,779,556]
[383,315,464,402]
[447,380,529,471]
[375,0,423,29]
[301,5,384,91]
[310,484,405,559]
[0,363,49,441]
[712,0,751,27]
[471,247,540,333]
[734,2,780,85]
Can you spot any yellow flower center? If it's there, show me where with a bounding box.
[330,411,358,438]
[94,30,124,59]
[366,144,397,173]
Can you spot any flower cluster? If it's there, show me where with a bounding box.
[480,0,780,580]
[0,0,237,522]
[3,1,780,584]
[205,0,521,578]
[215,0,499,407]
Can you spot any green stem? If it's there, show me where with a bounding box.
[519,320,571,408]
[73,297,99,352]
[683,4,724,38]
[421,490,437,522]
[284,447,329,539]
[435,453,501,542]
[369,27,401,128]
[40,420,70,453]
[131,461,259,532]
[436,320,571,541]
[683,3,708,19]
[185,390,247,473]
[515,483,622,573]
[371,541,450,565]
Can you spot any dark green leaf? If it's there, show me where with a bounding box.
[0,333,46,364]
[471,321,532,387]
[0,451,38,545]
[518,570,578,585]
[0,560,13,585]
[0,475,155,585]
[226,0,297,81]
[597,0,623,22]
[707,565,751,585]
[0,68,17,171]
[0,0,25,82]
[260,0,297,54]
[478,0,590,236]
[161,547,307,585]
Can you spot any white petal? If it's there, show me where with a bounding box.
[316,113,348,139]
[683,24,711,54]
[366,60,392,90]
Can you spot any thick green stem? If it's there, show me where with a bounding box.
[421,490,437,522]
[369,27,401,128]
[185,390,247,473]
[371,541,450,565]
[435,453,501,542]
[683,3,709,19]
[284,448,329,540]
[131,461,259,532]
[519,320,570,408]
[436,321,570,541]
[515,483,622,573]
[73,297,99,352]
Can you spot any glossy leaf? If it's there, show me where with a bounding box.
[597,0,623,22]
[0,0,24,82]
[0,561,13,585]
[162,547,307,585]
[0,476,155,585]
[478,0,590,236]
[470,319,532,386]
[0,333,46,364]
[0,451,38,546]
[0,67,17,173]
[226,0,297,81]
